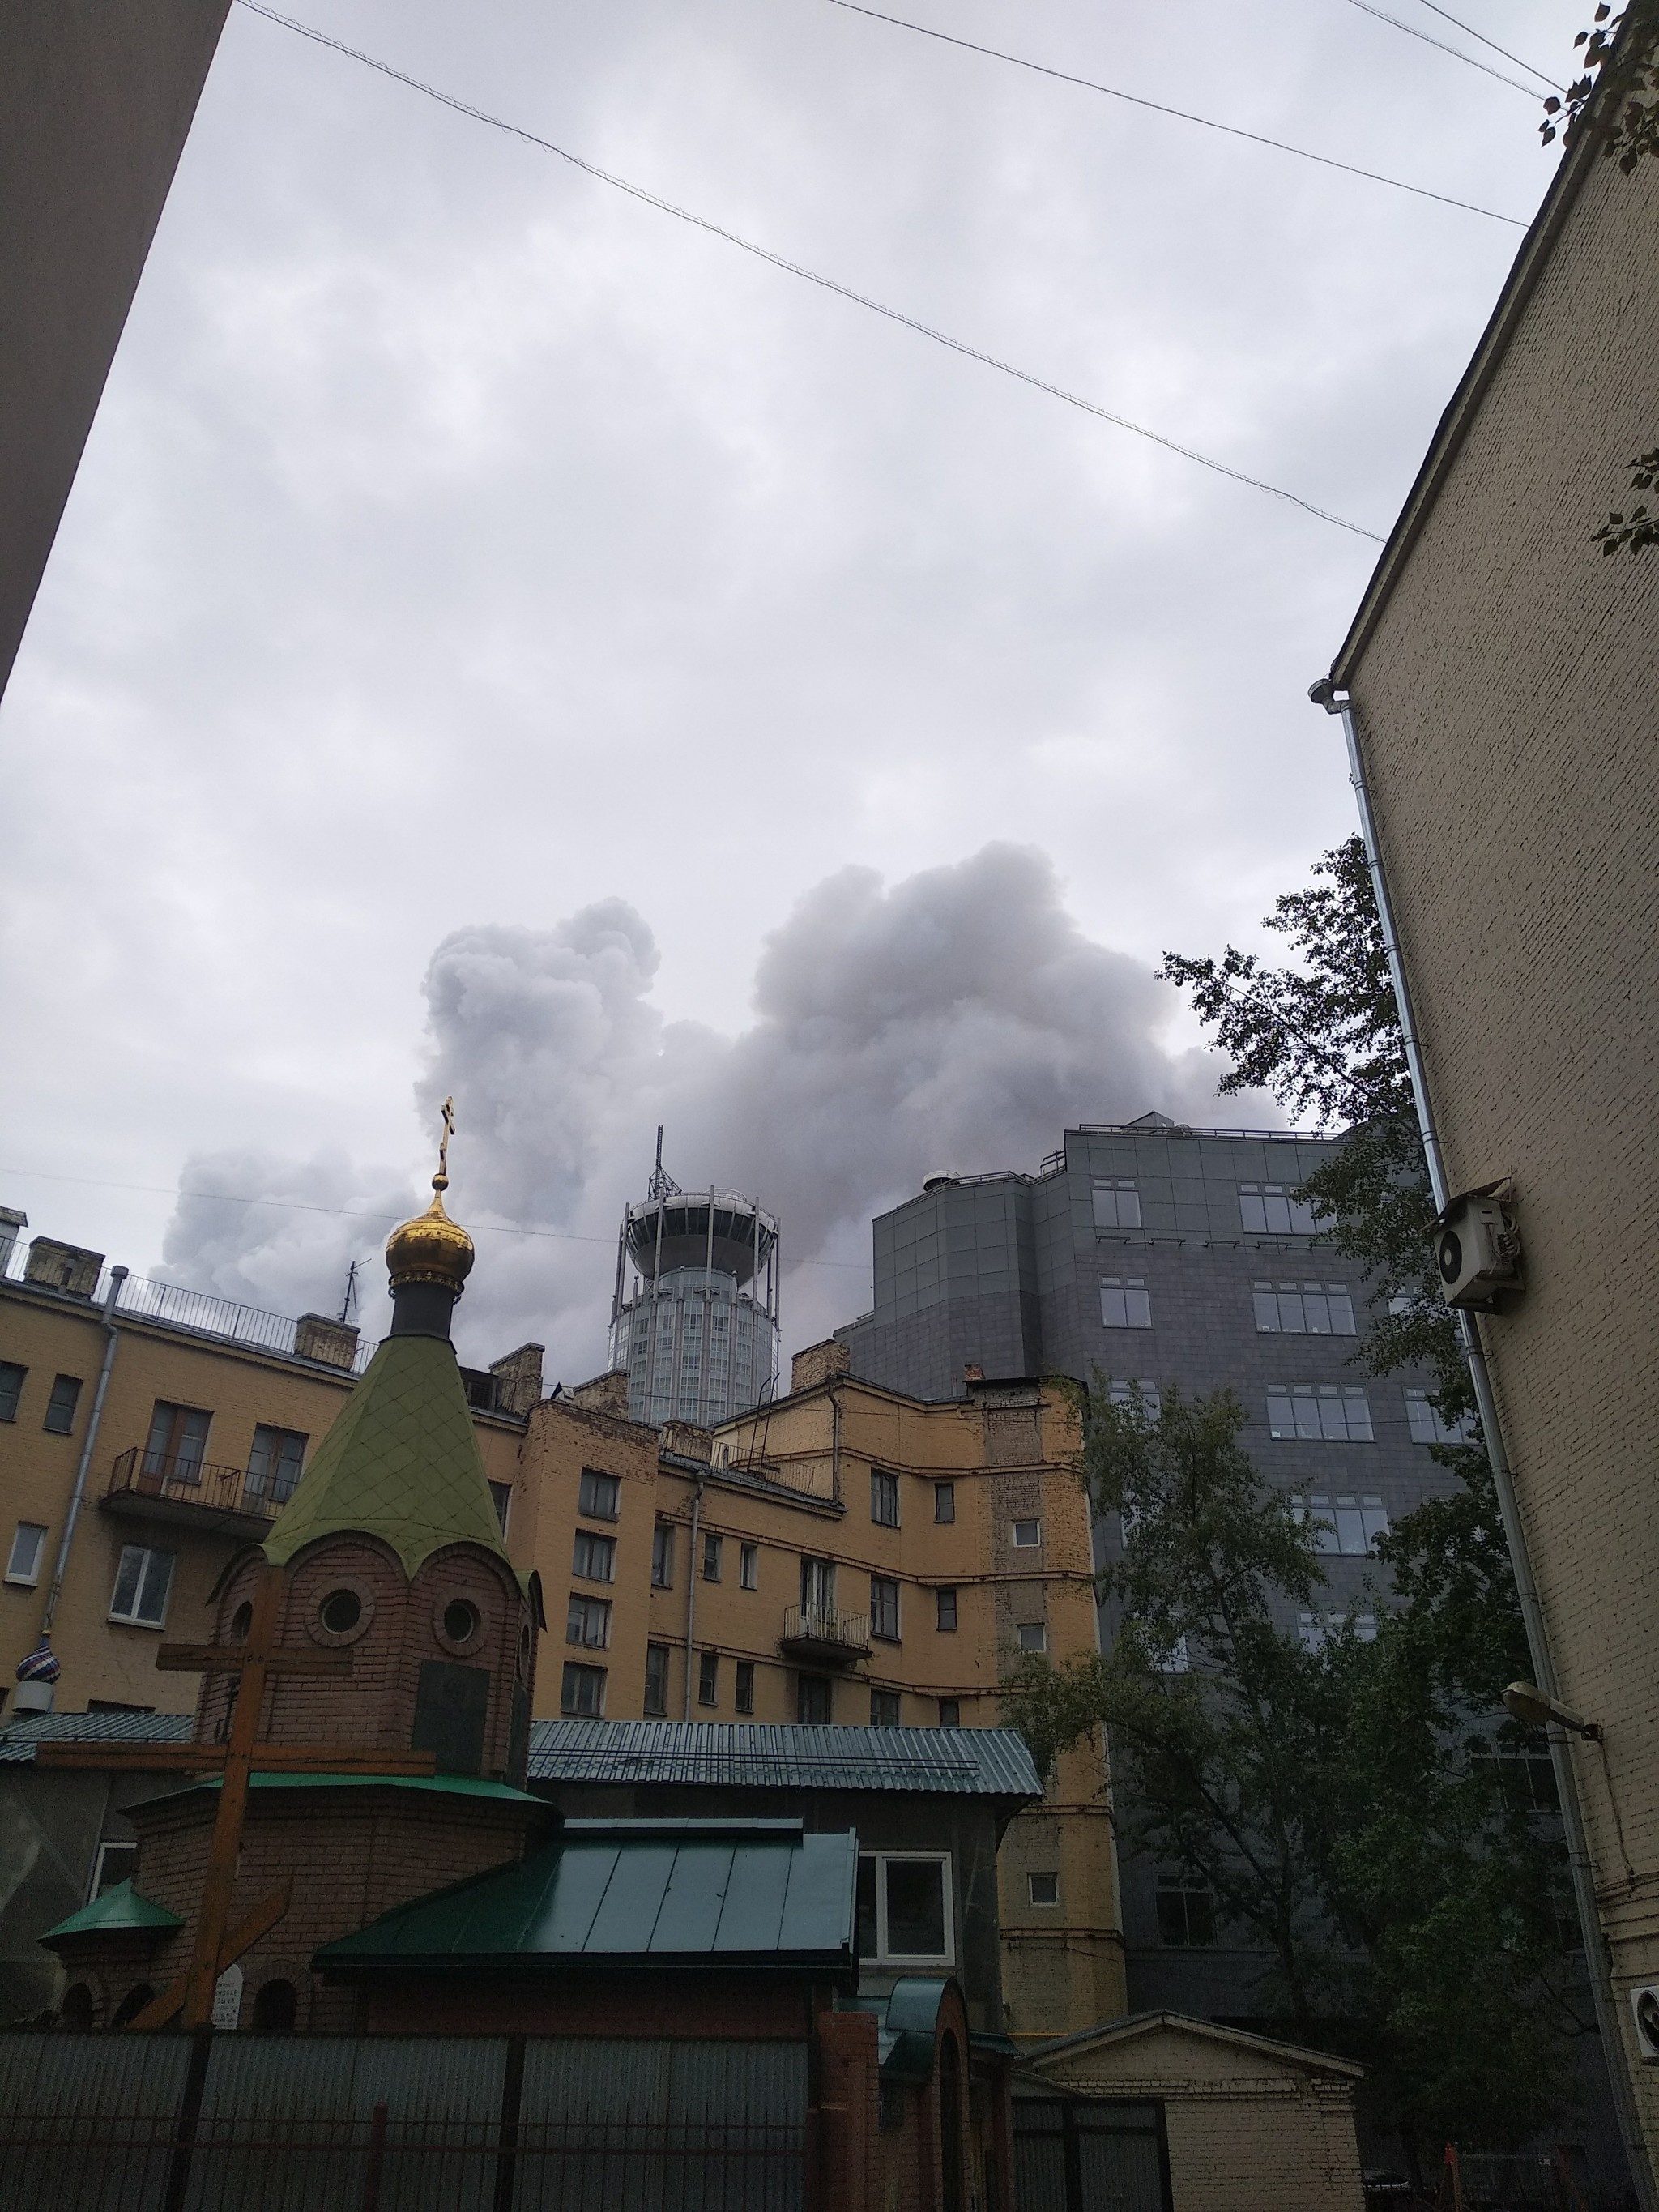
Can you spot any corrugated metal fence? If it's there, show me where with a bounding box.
[0,2034,807,2212]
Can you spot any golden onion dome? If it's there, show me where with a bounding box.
[386,1096,475,1293]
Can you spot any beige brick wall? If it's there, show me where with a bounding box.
[1336,136,1659,2161]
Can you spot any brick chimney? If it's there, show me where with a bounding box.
[791,1339,851,1394]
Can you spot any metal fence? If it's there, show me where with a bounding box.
[0,2034,808,2212]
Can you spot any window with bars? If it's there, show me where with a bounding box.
[1091,1180,1142,1230]
[1405,1389,1474,1445]
[566,1592,612,1648]
[1267,1385,1374,1441]
[1290,1494,1388,1555]
[1252,1282,1356,1336]
[1100,1278,1152,1329]
[1239,1183,1317,1235]
[870,1468,900,1527]
[871,1576,901,1641]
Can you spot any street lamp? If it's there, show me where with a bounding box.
[1503,1680,1602,1741]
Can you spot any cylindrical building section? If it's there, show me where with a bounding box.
[608,1181,780,1427]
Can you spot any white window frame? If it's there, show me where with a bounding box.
[1010,1518,1042,1549]
[90,1839,139,1899]
[578,1467,621,1522]
[1027,1871,1060,1907]
[572,1530,616,1584]
[6,1520,47,1586]
[1016,1621,1047,1654]
[1100,1277,1152,1329]
[860,1851,955,1965]
[740,1541,759,1591]
[565,1592,612,1649]
[108,1544,176,1629]
[1091,1180,1141,1230]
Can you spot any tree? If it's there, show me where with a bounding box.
[1007,839,1587,2166]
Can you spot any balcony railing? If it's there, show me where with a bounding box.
[105,1447,296,1527]
[778,1606,871,1663]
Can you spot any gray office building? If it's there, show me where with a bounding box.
[834,1112,1463,2022]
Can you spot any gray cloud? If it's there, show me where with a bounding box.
[162,844,1243,1377]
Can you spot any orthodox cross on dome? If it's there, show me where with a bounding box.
[36,1563,435,2030]
[434,1095,456,1193]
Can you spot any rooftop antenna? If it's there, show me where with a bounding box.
[647,1124,681,1201]
[338,1258,360,1326]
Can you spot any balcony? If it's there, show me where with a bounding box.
[103,1447,295,1540]
[778,1605,871,1665]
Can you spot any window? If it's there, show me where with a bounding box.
[1252,1282,1356,1336]
[1156,1634,1190,1675]
[1027,1872,1060,1907]
[142,1399,211,1476]
[1092,1180,1141,1230]
[650,1523,676,1588]
[1290,1494,1388,1556]
[871,1575,901,1642]
[44,1374,84,1436]
[1099,1278,1151,1329]
[702,1533,723,1582]
[936,1586,958,1633]
[6,1522,46,1586]
[871,1687,902,1727]
[1239,1183,1317,1236]
[1472,1746,1560,1813]
[1011,1518,1042,1549]
[857,1854,953,1963]
[740,1541,759,1591]
[572,1531,616,1583]
[871,1468,900,1527]
[109,1546,175,1628]
[937,1697,961,1729]
[933,1481,955,1524]
[1267,1385,1374,1442]
[800,1557,836,1614]
[488,1481,512,1535]
[698,1650,719,1706]
[1017,1622,1047,1654]
[578,1468,621,1521]
[561,1661,606,1717]
[566,1593,611,1648]
[92,1841,139,1898]
[1156,1876,1217,1947]
[1405,1389,1473,1445]
[245,1424,305,1504]
[797,1674,833,1724]
[1299,1610,1378,1651]
[1109,1377,1157,1409]
[735,1659,755,1714]
[0,1361,24,1421]
[644,1643,670,1717]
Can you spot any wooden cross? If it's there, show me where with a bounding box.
[38,1564,435,2029]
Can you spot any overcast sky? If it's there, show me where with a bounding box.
[0,0,1571,1377]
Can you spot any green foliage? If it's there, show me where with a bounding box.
[1592,447,1659,558]
[1541,1,1659,170]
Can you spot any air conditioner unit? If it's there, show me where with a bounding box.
[1432,1181,1522,1311]
[1631,1985,1659,2063]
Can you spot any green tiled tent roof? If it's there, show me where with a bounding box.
[262,1334,509,1578]
[41,1880,182,1945]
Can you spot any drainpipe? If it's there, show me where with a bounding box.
[683,1467,707,1720]
[40,1265,130,1642]
[1313,680,1656,2212]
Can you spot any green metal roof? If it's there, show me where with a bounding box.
[40,1880,182,1945]
[316,1818,858,1978]
[527,1721,1043,1800]
[262,1332,510,1578]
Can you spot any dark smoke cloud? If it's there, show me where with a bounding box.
[162,844,1254,1374]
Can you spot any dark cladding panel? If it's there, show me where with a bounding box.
[412,1660,490,1777]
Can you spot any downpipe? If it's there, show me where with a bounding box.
[40,1264,129,1640]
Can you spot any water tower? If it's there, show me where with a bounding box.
[608,1132,780,1427]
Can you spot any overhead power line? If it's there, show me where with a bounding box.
[231,0,1384,541]
[0,1164,872,1269]
[1338,0,1548,97]
[1411,0,1563,91]
[821,0,1526,228]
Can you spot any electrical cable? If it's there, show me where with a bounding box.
[1410,0,1563,90]
[821,0,1526,227]
[1338,0,1546,96]
[230,0,1384,540]
[0,1164,871,1270]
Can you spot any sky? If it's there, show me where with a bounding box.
[0,0,1573,1378]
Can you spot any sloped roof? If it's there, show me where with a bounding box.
[262,1332,509,1578]
[315,1817,857,1976]
[0,1712,193,1763]
[1021,2009,1364,2081]
[527,1720,1041,1800]
[40,1879,182,1945]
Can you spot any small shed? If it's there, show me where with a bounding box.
[1015,2011,1365,2212]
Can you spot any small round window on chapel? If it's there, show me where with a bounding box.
[320,1588,362,1636]
[444,1599,480,1646]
